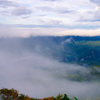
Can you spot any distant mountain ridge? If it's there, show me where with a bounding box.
[0,35,100,66]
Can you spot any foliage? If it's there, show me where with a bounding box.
[0,88,78,100]
[74,97,78,100]
[0,88,18,100]
[54,94,72,100]
[0,88,31,100]
[56,94,63,99]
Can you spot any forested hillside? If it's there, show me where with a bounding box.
[0,36,100,66]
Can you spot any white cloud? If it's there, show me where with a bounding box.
[90,0,100,5]
[0,25,100,37]
[60,29,100,36]
[12,6,32,16]
[0,0,100,36]
[0,49,100,99]
[0,0,19,8]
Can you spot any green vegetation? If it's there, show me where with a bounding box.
[56,40,100,66]
[75,41,100,47]
[74,97,78,100]
[1,36,100,66]
[40,39,100,66]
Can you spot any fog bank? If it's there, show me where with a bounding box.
[0,50,100,100]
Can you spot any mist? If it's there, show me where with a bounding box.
[0,38,100,100]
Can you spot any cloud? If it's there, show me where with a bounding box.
[0,25,100,38]
[94,8,100,19]
[39,19,63,26]
[12,6,32,16]
[0,0,99,32]
[41,0,58,1]
[58,10,75,14]
[0,0,19,8]
[36,7,53,12]
[0,10,10,16]
[0,25,31,37]
[90,0,100,4]
[79,19,100,22]
[36,6,75,14]
[0,42,100,100]
[77,8,100,24]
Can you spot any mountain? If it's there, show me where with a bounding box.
[0,36,100,66]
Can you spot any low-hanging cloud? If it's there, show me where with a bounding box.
[0,40,100,100]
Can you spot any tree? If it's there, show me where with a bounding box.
[0,88,18,100]
[63,94,70,100]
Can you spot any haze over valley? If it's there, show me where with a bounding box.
[0,36,100,100]
[0,0,100,99]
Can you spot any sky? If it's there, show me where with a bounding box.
[0,0,100,37]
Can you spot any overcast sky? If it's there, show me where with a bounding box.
[0,0,100,37]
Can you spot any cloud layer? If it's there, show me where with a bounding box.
[90,0,100,4]
[12,7,32,16]
[0,0,100,36]
[0,25,100,37]
[0,45,100,100]
[0,0,19,7]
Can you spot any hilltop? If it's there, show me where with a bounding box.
[0,36,100,66]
